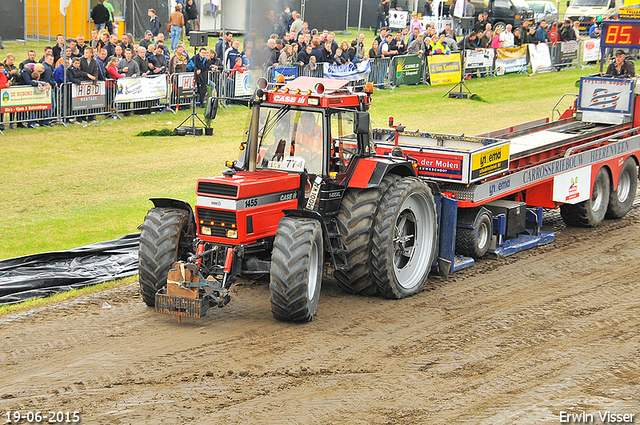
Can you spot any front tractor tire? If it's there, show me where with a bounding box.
[372,178,438,299]
[269,217,324,322]
[560,167,611,227]
[138,208,193,307]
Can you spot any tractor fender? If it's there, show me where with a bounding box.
[148,198,197,236]
[346,157,416,189]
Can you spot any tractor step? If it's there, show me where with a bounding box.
[323,217,351,271]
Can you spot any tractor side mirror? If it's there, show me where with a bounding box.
[354,111,370,134]
[566,0,570,7]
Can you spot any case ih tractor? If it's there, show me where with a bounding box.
[139,71,640,323]
[138,77,437,322]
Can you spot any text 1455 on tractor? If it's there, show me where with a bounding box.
[139,74,640,322]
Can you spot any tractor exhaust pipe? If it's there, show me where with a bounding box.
[248,81,267,172]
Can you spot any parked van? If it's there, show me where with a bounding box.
[565,0,624,32]
[471,0,535,31]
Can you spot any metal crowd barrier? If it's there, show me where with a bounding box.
[368,57,392,89]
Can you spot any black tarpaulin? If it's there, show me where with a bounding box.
[0,233,140,306]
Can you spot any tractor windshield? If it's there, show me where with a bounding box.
[256,107,324,175]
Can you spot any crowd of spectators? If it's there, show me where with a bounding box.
[0,6,628,131]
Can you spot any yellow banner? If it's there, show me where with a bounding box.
[471,144,510,180]
[496,45,528,60]
[428,53,461,86]
[619,7,640,18]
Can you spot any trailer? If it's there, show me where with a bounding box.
[374,74,639,273]
[138,68,640,322]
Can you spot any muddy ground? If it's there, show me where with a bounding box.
[1,204,639,425]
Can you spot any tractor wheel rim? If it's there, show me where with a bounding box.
[308,237,319,301]
[392,192,433,290]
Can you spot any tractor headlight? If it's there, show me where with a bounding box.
[201,226,211,236]
[226,229,238,239]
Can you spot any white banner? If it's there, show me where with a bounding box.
[465,49,494,70]
[495,46,528,75]
[389,11,409,29]
[115,75,168,102]
[234,70,262,97]
[582,38,601,63]
[529,43,553,74]
[324,60,371,81]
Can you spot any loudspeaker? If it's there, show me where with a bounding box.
[189,31,208,47]
[461,17,474,30]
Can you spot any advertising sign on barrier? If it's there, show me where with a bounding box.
[176,73,195,99]
[560,41,578,63]
[115,75,168,102]
[495,46,528,75]
[428,53,461,85]
[1,86,52,113]
[71,81,106,111]
[465,49,494,71]
[234,70,262,97]
[272,66,298,82]
[389,10,409,29]
[529,43,553,74]
[391,55,422,86]
[582,38,601,62]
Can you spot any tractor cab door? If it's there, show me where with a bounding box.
[329,109,374,179]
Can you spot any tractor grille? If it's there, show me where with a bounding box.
[197,208,237,237]
[198,182,238,197]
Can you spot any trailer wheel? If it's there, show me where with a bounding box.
[456,209,493,258]
[334,175,400,296]
[138,208,192,307]
[560,167,611,227]
[606,158,638,219]
[269,217,324,322]
[371,178,437,299]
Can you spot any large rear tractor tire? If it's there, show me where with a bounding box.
[371,178,438,299]
[138,208,193,307]
[269,217,324,322]
[334,175,400,296]
[456,208,493,258]
[606,158,638,219]
[560,167,610,227]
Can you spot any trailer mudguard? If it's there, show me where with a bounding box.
[347,157,415,189]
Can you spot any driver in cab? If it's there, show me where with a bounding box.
[605,49,635,78]
[293,113,322,153]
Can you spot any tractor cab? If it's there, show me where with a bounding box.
[237,77,375,203]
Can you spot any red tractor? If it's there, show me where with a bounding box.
[138,76,438,322]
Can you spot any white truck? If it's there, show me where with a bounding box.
[565,0,624,32]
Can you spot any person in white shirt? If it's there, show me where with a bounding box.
[500,24,515,48]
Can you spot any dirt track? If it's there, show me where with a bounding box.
[1,205,640,424]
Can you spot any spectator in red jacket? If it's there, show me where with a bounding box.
[0,62,12,130]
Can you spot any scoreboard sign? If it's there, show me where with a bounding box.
[601,20,640,49]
